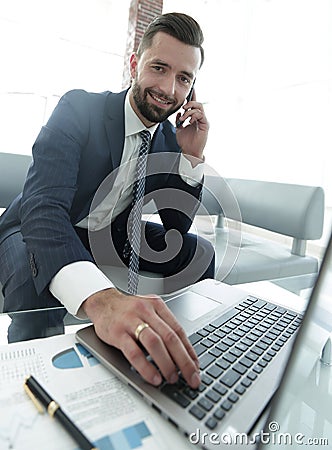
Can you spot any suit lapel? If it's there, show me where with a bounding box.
[104,90,127,169]
[150,122,166,154]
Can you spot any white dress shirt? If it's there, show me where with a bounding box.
[50,93,204,318]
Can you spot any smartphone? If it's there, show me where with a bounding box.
[186,83,195,102]
[176,80,196,128]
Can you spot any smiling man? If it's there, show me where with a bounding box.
[0,12,215,389]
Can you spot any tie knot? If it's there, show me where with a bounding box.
[140,130,151,145]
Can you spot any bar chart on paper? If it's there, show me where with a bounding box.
[86,421,155,450]
[0,414,156,450]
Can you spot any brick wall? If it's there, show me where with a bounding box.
[122,0,163,87]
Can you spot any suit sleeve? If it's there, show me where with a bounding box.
[20,90,94,296]
[154,154,203,235]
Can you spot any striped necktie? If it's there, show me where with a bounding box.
[123,130,151,294]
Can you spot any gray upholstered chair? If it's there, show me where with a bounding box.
[200,176,324,292]
[0,152,32,312]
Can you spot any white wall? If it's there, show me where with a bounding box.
[164,0,332,208]
[0,0,130,154]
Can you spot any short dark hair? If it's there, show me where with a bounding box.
[137,12,204,68]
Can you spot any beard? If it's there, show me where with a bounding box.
[131,80,181,124]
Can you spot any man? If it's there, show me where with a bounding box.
[0,13,214,389]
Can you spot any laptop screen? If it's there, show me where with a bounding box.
[260,230,332,447]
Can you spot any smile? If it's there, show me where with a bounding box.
[149,92,173,106]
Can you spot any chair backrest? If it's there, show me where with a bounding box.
[201,175,325,241]
[0,152,32,208]
[226,178,325,241]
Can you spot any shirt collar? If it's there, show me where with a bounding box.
[125,92,159,138]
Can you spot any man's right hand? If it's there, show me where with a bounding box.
[82,288,201,388]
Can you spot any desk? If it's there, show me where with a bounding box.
[0,281,331,449]
[0,308,88,345]
[0,280,310,344]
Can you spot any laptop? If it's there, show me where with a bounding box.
[76,232,332,449]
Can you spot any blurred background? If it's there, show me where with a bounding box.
[1,0,331,254]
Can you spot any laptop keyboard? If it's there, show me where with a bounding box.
[160,295,303,430]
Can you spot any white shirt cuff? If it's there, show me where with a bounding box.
[49,261,114,319]
[179,154,204,186]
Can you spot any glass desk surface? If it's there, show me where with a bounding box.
[0,307,91,345]
[0,280,312,346]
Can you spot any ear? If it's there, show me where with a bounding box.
[129,53,138,79]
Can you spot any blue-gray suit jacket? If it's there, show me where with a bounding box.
[0,89,202,296]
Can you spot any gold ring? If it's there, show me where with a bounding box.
[135,322,149,341]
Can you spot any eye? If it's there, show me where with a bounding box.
[152,65,165,73]
[179,75,191,85]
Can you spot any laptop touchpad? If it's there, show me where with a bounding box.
[167,292,220,322]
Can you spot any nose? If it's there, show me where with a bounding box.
[160,75,176,97]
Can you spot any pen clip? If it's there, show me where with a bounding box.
[24,379,45,414]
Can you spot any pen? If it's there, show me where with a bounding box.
[24,375,98,450]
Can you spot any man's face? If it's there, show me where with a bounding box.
[129,32,201,127]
